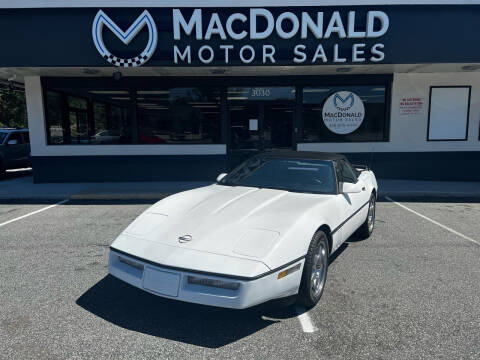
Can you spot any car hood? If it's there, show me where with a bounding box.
[111,184,332,271]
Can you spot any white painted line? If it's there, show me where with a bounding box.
[385,196,479,246]
[296,306,317,333]
[0,199,69,228]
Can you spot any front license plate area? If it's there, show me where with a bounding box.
[143,267,180,297]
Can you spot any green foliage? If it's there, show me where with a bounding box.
[0,89,27,128]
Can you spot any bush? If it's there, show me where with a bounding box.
[0,89,27,128]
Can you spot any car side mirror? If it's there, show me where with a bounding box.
[342,181,363,194]
[7,139,18,145]
[216,173,228,182]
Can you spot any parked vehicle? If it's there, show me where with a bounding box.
[0,128,31,176]
[108,151,378,309]
[90,130,121,144]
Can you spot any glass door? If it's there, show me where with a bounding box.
[228,98,294,168]
[229,101,262,168]
[263,102,293,150]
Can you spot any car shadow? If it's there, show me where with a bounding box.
[77,275,284,348]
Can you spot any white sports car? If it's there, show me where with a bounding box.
[109,151,378,309]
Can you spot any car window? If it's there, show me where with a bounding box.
[22,132,30,144]
[0,132,6,144]
[340,160,357,183]
[7,132,24,145]
[219,157,337,194]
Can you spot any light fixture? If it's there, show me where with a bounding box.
[187,276,240,290]
[211,68,226,75]
[82,68,100,75]
[461,65,480,71]
[277,263,301,279]
[112,70,122,81]
[336,67,352,73]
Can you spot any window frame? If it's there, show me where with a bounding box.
[427,85,471,142]
[21,131,30,144]
[6,131,24,145]
[334,159,358,186]
[41,75,393,147]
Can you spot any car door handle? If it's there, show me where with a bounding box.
[362,186,366,191]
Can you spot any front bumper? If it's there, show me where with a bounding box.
[108,249,304,309]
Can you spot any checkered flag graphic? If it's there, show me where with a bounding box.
[103,52,149,68]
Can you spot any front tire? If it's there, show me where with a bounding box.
[357,193,376,239]
[297,230,329,308]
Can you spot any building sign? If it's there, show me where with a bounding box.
[92,8,389,67]
[1,5,479,68]
[322,91,365,134]
[399,96,425,116]
[228,87,295,100]
[92,10,158,67]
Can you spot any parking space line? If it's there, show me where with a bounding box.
[385,196,479,246]
[296,306,317,333]
[0,199,69,228]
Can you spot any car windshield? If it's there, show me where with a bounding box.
[219,157,337,194]
[0,132,7,144]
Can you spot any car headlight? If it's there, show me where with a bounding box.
[187,276,240,290]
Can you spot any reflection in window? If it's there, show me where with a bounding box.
[46,91,65,144]
[137,88,221,144]
[68,96,88,144]
[45,89,132,145]
[302,85,388,142]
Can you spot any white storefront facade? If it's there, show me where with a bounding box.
[1,1,479,181]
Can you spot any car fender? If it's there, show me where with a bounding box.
[261,198,340,271]
[358,170,378,197]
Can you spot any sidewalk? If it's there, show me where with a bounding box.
[1,175,479,200]
[0,175,210,200]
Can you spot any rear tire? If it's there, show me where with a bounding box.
[357,193,376,239]
[297,230,329,308]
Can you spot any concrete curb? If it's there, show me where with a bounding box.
[378,191,480,198]
[69,193,171,200]
[1,191,479,202]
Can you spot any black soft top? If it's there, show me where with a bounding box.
[259,150,347,162]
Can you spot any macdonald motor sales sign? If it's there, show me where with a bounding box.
[92,8,389,67]
[0,5,478,67]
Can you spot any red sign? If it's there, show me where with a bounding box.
[399,97,424,116]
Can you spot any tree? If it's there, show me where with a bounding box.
[0,89,27,128]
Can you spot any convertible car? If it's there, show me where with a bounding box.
[109,151,377,309]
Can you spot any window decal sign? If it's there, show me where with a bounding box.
[399,96,425,116]
[92,10,158,67]
[322,91,365,134]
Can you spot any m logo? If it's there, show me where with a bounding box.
[333,92,355,110]
[92,10,158,67]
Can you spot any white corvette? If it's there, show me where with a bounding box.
[109,151,378,309]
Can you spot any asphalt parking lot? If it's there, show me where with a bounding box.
[0,196,479,359]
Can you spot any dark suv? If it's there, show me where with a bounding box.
[0,128,31,176]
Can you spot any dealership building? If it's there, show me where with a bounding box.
[1,0,480,182]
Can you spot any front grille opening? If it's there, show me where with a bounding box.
[118,256,144,271]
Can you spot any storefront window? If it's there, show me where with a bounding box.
[136,88,222,144]
[46,91,65,144]
[302,85,388,142]
[68,96,88,144]
[45,88,133,145]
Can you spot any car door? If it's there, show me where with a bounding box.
[20,131,31,167]
[3,132,25,169]
[335,159,371,242]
